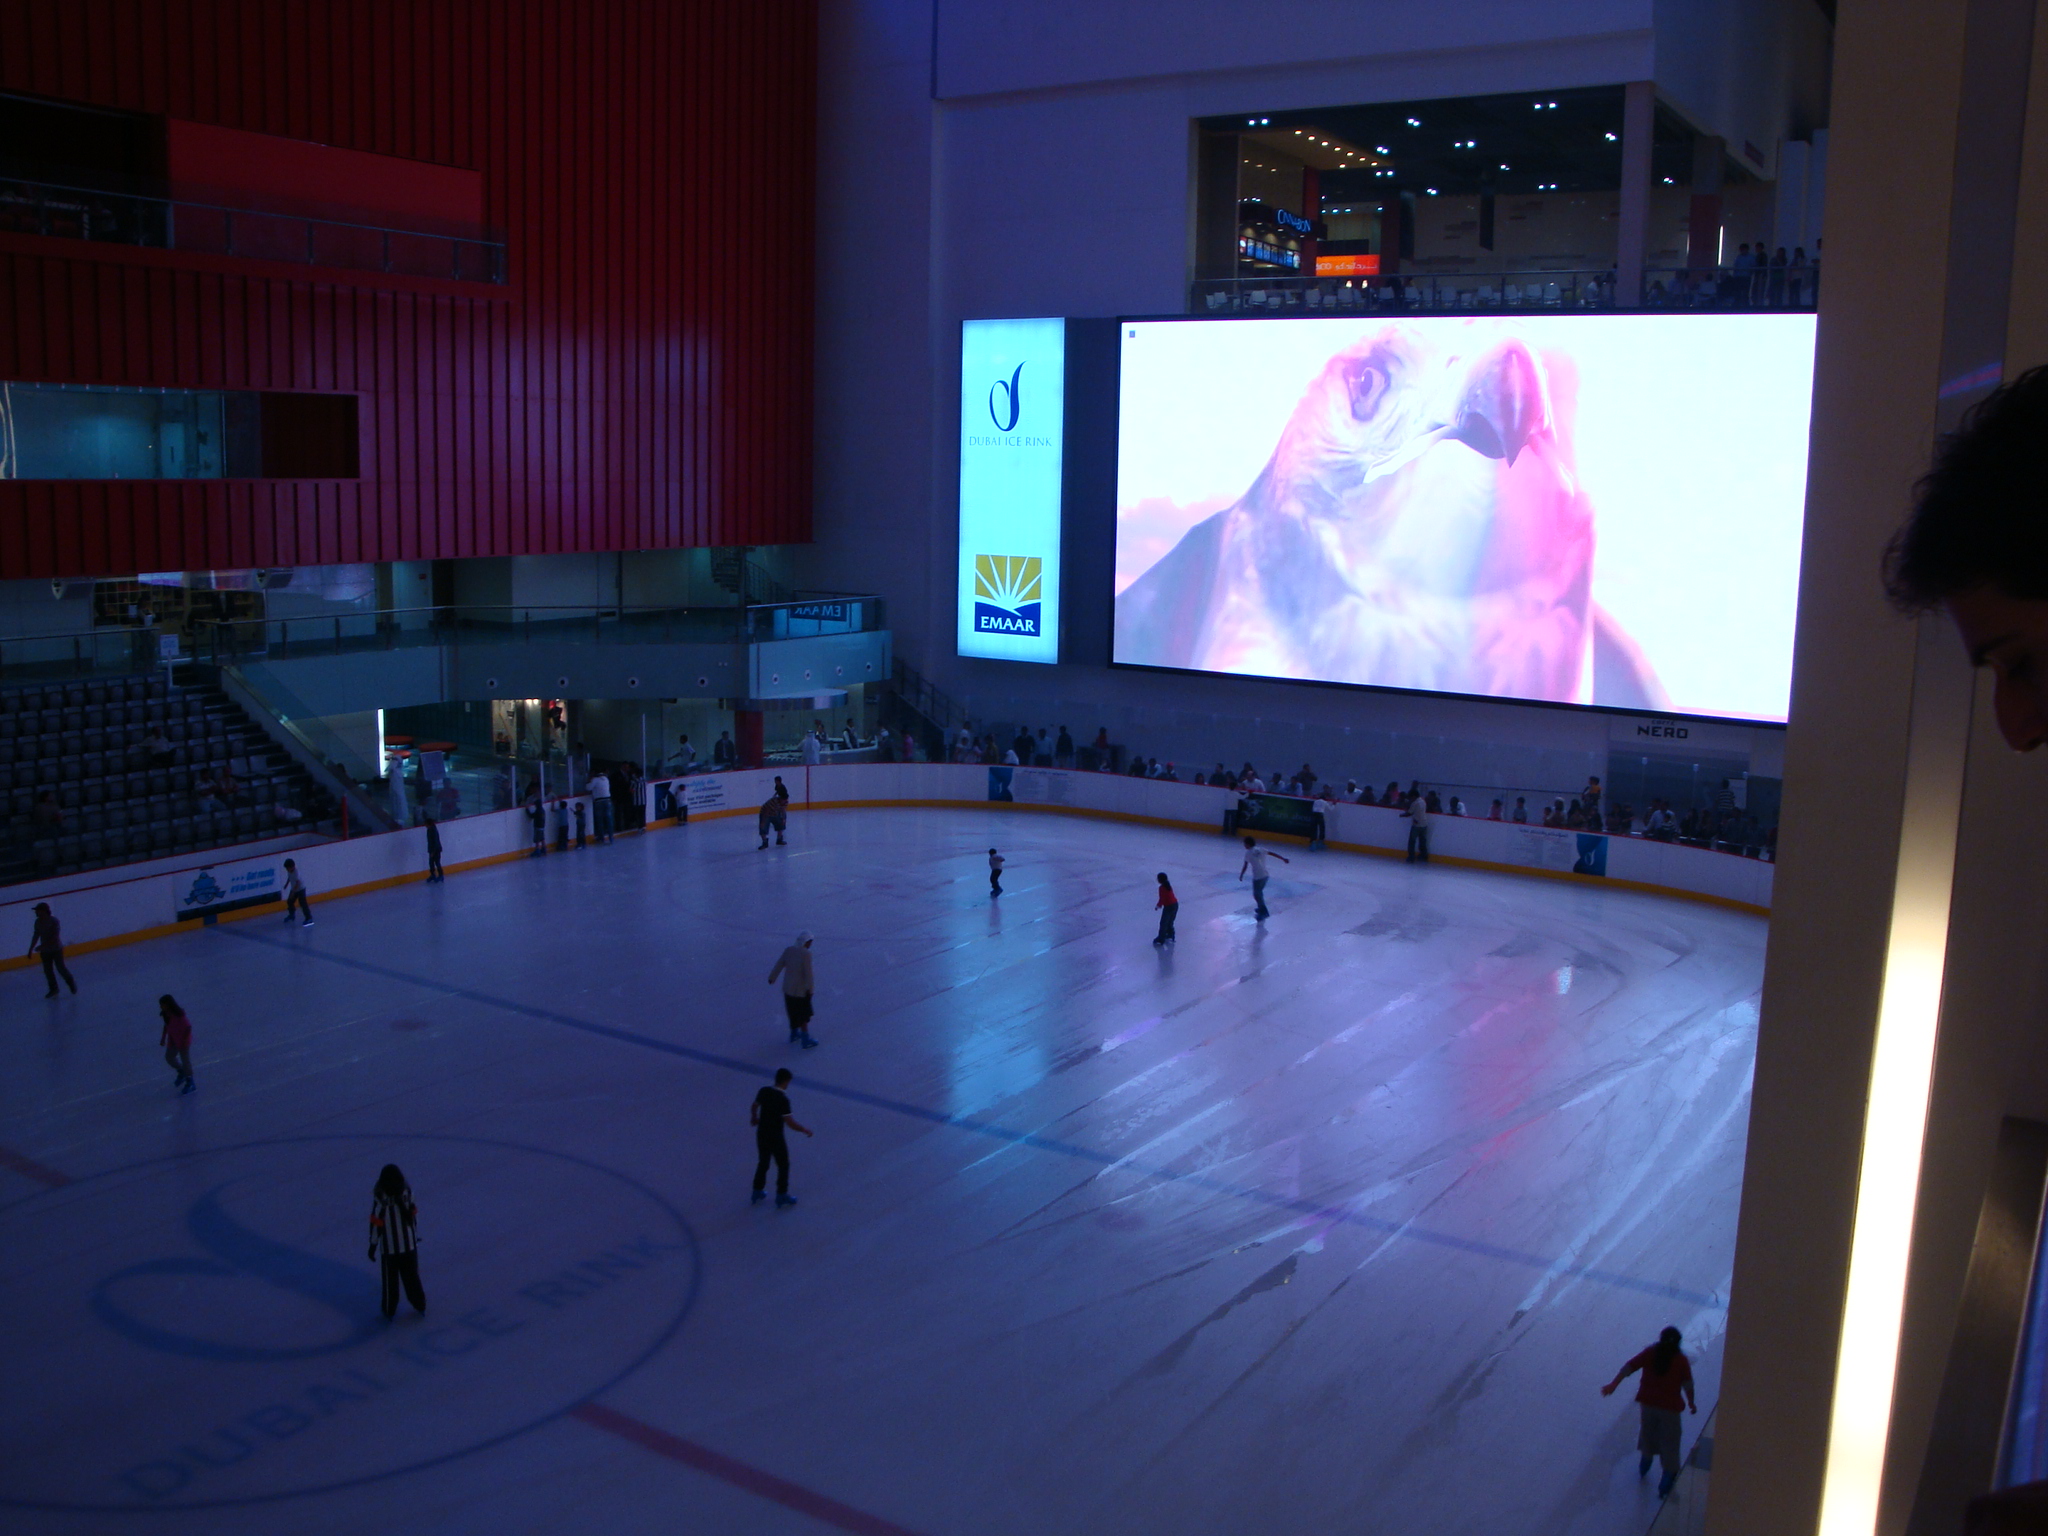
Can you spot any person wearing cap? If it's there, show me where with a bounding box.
[26,902,77,998]
[767,932,818,1047]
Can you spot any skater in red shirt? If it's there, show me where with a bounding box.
[158,994,195,1094]
[1152,872,1178,946]
[1602,1325,1696,1497]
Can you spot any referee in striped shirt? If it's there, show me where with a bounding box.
[368,1164,427,1319]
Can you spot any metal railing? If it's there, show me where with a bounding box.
[0,176,506,283]
[1189,264,1819,316]
[189,596,884,666]
[0,594,885,684]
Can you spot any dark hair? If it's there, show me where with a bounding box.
[1157,871,1172,885]
[375,1163,408,1198]
[1651,1325,1682,1373]
[158,993,181,1016]
[773,1068,793,1085]
[1888,365,2048,609]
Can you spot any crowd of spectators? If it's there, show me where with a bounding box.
[1645,240,1820,311]
[936,722,1776,861]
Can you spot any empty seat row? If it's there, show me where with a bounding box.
[0,675,168,715]
[0,744,271,792]
[0,696,206,737]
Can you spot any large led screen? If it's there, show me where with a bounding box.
[1113,315,1815,722]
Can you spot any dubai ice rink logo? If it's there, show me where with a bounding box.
[0,1134,700,1512]
[989,360,1024,431]
[973,555,1042,637]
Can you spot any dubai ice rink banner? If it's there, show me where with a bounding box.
[958,317,1065,664]
[1112,314,1816,723]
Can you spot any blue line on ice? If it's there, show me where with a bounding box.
[224,927,1721,1309]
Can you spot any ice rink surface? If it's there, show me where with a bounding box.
[0,807,1763,1536]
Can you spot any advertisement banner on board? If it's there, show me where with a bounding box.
[172,856,283,921]
[1504,826,1607,876]
[1234,793,1317,839]
[651,775,733,821]
[958,317,1064,664]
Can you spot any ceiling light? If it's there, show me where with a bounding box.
[1377,145,1390,154]
[1605,132,1618,142]
[1406,117,1421,127]
[1500,163,1510,171]
[1663,176,1675,184]
[1427,187,1438,195]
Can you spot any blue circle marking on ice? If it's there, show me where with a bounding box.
[0,1133,701,1512]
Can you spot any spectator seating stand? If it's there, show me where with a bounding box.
[0,672,341,883]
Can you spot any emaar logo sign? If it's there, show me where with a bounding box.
[973,555,1042,637]
[959,319,1064,664]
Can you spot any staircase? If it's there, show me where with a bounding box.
[883,656,963,761]
[711,547,792,606]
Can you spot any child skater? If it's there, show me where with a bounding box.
[159,994,195,1093]
[989,847,1005,897]
[367,1163,427,1320]
[1153,872,1178,946]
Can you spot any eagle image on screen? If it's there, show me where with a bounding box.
[1115,321,1666,709]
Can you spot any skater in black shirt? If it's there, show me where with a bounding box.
[27,902,76,997]
[750,1069,813,1207]
[423,816,445,882]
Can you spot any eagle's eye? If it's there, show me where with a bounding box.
[1345,361,1388,423]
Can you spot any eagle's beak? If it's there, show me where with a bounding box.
[1448,339,1549,466]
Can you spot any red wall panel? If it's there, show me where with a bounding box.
[0,0,817,580]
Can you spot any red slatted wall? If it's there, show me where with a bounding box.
[0,0,817,579]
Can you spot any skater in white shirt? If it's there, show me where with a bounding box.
[1238,835,1290,921]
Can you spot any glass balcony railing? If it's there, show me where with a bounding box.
[190,596,887,666]
[0,595,885,685]
[0,175,506,283]
[1190,264,1819,316]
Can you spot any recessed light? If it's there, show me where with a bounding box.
[1406,117,1421,127]
[1605,132,1618,142]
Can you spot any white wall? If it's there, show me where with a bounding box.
[1652,0,1833,171]
[809,0,1807,800]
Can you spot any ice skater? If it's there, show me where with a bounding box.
[1405,791,1432,863]
[158,994,194,1093]
[1602,1325,1696,1498]
[573,797,587,849]
[750,1068,813,1207]
[526,792,547,855]
[1153,872,1178,945]
[768,931,818,1047]
[423,816,445,883]
[367,1163,427,1320]
[1238,835,1290,921]
[757,785,789,849]
[282,859,313,926]
[27,901,76,997]
[988,847,1005,897]
[589,766,614,843]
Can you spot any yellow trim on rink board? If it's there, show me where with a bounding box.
[0,797,1766,974]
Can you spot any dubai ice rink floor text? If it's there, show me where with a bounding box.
[0,807,1762,1536]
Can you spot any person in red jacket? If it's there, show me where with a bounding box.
[1152,872,1178,947]
[158,994,194,1094]
[1603,1325,1696,1497]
